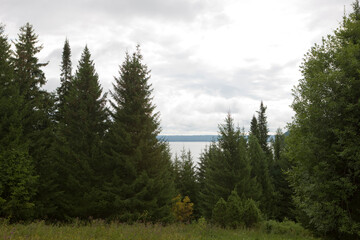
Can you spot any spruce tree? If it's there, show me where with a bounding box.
[0,24,38,221]
[56,39,72,121]
[199,114,259,219]
[197,143,218,218]
[271,128,294,221]
[256,101,270,156]
[247,134,274,218]
[249,115,260,140]
[103,46,174,222]
[173,149,199,218]
[56,46,108,218]
[11,23,56,219]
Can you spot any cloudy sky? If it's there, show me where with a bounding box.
[1,0,354,134]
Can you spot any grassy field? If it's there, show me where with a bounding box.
[0,219,319,240]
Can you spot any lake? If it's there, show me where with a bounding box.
[168,141,212,164]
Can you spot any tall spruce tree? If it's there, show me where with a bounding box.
[256,101,270,156]
[56,46,108,218]
[56,39,72,121]
[288,2,360,238]
[103,46,174,222]
[11,23,55,219]
[0,24,38,221]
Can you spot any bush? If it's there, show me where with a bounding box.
[242,198,262,228]
[225,191,243,229]
[262,219,311,236]
[211,190,262,229]
[172,195,194,223]
[212,198,227,228]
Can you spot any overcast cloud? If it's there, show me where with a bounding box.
[0,0,354,134]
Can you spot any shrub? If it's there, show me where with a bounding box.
[263,219,311,236]
[212,198,227,228]
[242,198,262,228]
[226,191,243,229]
[172,195,194,223]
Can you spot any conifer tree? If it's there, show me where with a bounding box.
[103,46,174,222]
[197,143,218,218]
[271,128,294,221]
[256,101,270,156]
[174,149,197,202]
[0,24,38,221]
[173,149,199,218]
[56,39,72,121]
[11,23,55,219]
[199,114,259,219]
[249,115,260,140]
[56,46,108,218]
[247,134,274,218]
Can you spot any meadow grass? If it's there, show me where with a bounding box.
[0,219,319,240]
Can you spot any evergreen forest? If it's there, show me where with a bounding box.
[1,2,360,240]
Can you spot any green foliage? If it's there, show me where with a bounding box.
[225,191,243,229]
[212,198,227,228]
[103,45,174,222]
[56,38,73,121]
[0,150,38,221]
[173,149,199,218]
[247,134,274,218]
[0,221,319,240]
[287,2,360,238]
[242,198,262,228]
[0,24,39,221]
[212,191,262,229]
[271,129,294,221]
[199,114,258,219]
[54,46,108,219]
[256,101,271,158]
[262,219,312,237]
[249,115,260,141]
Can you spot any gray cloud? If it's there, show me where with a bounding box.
[296,0,353,31]
[1,0,352,135]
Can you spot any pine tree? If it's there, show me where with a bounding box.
[103,46,174,222]
[56,46,108,218]
[0,24,38,221]
[56,39,72,121]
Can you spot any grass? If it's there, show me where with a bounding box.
[0,219,319,240]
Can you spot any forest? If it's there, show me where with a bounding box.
[1,2,360,240]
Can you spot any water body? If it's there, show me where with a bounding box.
[168,142,212,165]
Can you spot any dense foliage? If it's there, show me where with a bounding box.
[287,2,360,239]
[1,3,359,238]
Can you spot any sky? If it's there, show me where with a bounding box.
[0,0,354,135]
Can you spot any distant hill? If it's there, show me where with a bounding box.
[158,135,219,142]
[158,134,281,142]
